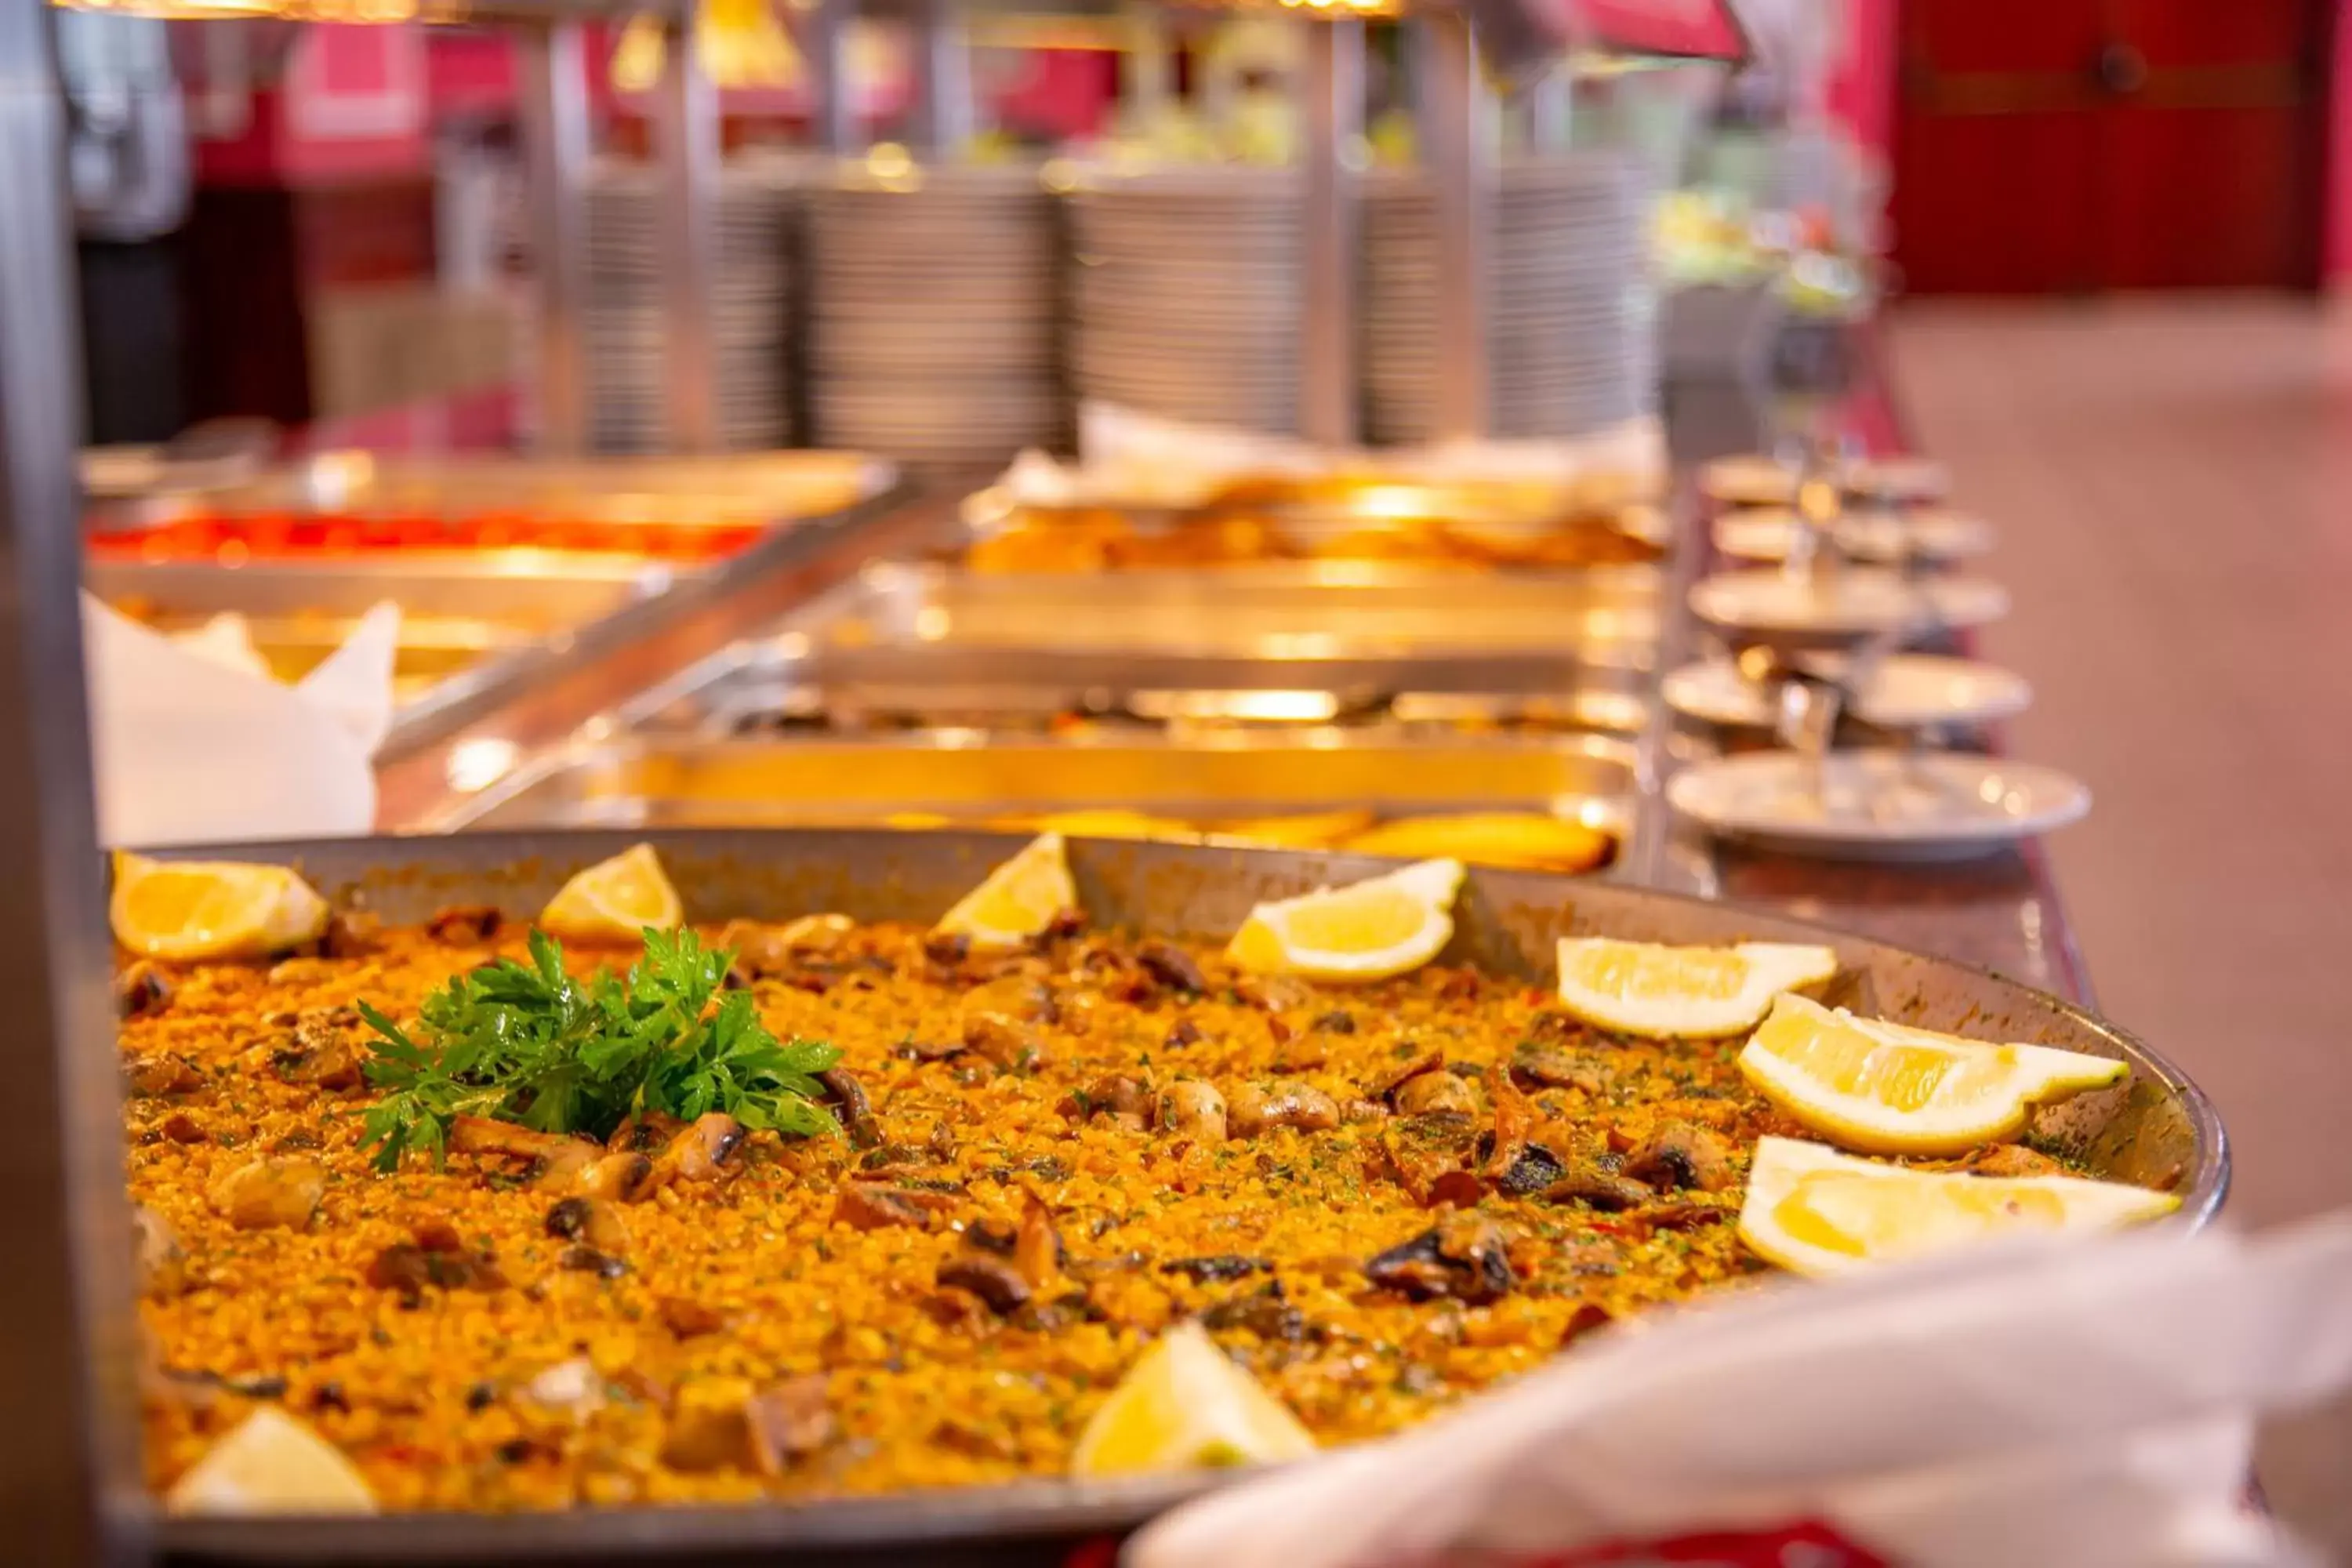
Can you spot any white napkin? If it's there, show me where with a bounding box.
[1130,1215,2352,1568]
[82,594,400,847]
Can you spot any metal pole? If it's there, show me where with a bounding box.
[1120,0,1171,137]
[809,0,858,155]
[0,0,142,1561]
[908,0,972,158]
[516,20,591,455]
[1298,17,1362,446]
[1414,9,1493,441]
[653,9,721,453]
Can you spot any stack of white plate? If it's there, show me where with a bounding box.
[576,158,809,454]
[804,164,1062,466]
[1363,155,1655,443]
[1065,169,1305,436]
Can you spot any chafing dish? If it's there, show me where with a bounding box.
[423,731,1639,853]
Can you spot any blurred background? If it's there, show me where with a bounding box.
[59,0,2352,1552]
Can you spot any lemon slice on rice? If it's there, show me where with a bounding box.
[539,843,683,942]
[1739,993,2129,1156]
[1554,937,1837,1037]
[935,832,1077,950]
[1070,1321,1316,1478]
[166,1408,377,1515]
[111,853,330,962]
[1226,858,1465,982]
[1738,1136,2178,1278]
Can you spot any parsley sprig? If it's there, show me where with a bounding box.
[358,927,840,1172]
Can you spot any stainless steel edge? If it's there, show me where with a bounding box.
[365,474,921,759]
[0,2,143,1558]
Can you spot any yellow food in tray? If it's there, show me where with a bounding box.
[1341,811,1615,873]
[975,808,1615,874]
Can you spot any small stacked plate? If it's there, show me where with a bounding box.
[804,163,1063,466]
[1065,168,1305,436]
[1713,506,1994,567]
[1363,155,1655,443]
[575,157,809,454]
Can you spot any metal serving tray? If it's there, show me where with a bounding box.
[855,559,1661,661]
[426,731,1639,846]
[151,827,2226,1567]
[87,557,665,757]
[87,450,898,532]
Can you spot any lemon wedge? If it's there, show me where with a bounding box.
[1226,858,1465,982]
[1739,993,2129,1156]
[1554,937,1837,1037]
[1737,1136,2179,1278]
[539,843,683,942]
[111,853,330,962]
[1070,1321,1316,1478]
[935,832,1077,950]
[165,1407,378,1515]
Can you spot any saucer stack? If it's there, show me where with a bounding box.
[1065,168,1305,436]
[804,164,1064,466]
[1363,155,1654,443]
[575,157,808,453]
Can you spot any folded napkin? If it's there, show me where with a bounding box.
[1131,1215,2352,1568]
[83,593,399,847]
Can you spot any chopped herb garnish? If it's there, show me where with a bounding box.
[358,927,839,1171]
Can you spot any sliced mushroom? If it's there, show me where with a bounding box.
[1363,1214,1516,1304]
[1225,1083,1339,1138]
[365,1241,506,1301]
[1364,1049,1446,1105]
[1541,1164,1653,1211]
[659,1296,728,1339]
[1066,1073,1152,1131]
[661,1113,747,1184]
[1394,1072,1475,1117]
[961,1011,1045,1070]
[452,1116,588,1162]
[115,963,172,1021]
[831,1183,945,1232]
[1200,1282,1312,1343]
[1013,1195,1064,1291]
[1491,1142,1567,1196]
[209,1157,325,1231]
[271,1011,365,1092]
[543,1196,632,1254]
[1510,1043,1609,1095]
[1156,1080,1227,1142]
[423,904,503,945]
[1134,941,1207,995]
[816,1069,880,1149]
[126,1053,202,1098]
[576,1151,662,1204]
[1621,1121,1733,1193]
[607,1111,687,1153]
[936,1254,1033,1316]
[1157,1254,1267,1284]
